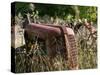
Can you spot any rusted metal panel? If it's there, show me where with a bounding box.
[61,26,78,69]
[25,23,78,69]
[25,23,62,39]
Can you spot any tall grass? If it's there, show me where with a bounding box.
[15,30,97,73]
[14,16,97,72]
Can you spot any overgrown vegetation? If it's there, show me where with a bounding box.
[12,2,97,73]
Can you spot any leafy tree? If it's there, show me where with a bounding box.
[14,2,97,23]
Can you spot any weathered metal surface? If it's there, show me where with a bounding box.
[61,27,78,69]
[25,23,62,39]
[84,21,97,39]
[25,23,78,69]
[84,22,97,34]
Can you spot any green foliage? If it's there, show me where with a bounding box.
[79,6,97,22]
[14,2,97,23]
[15,2,35,17]
[13,2,97,72]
